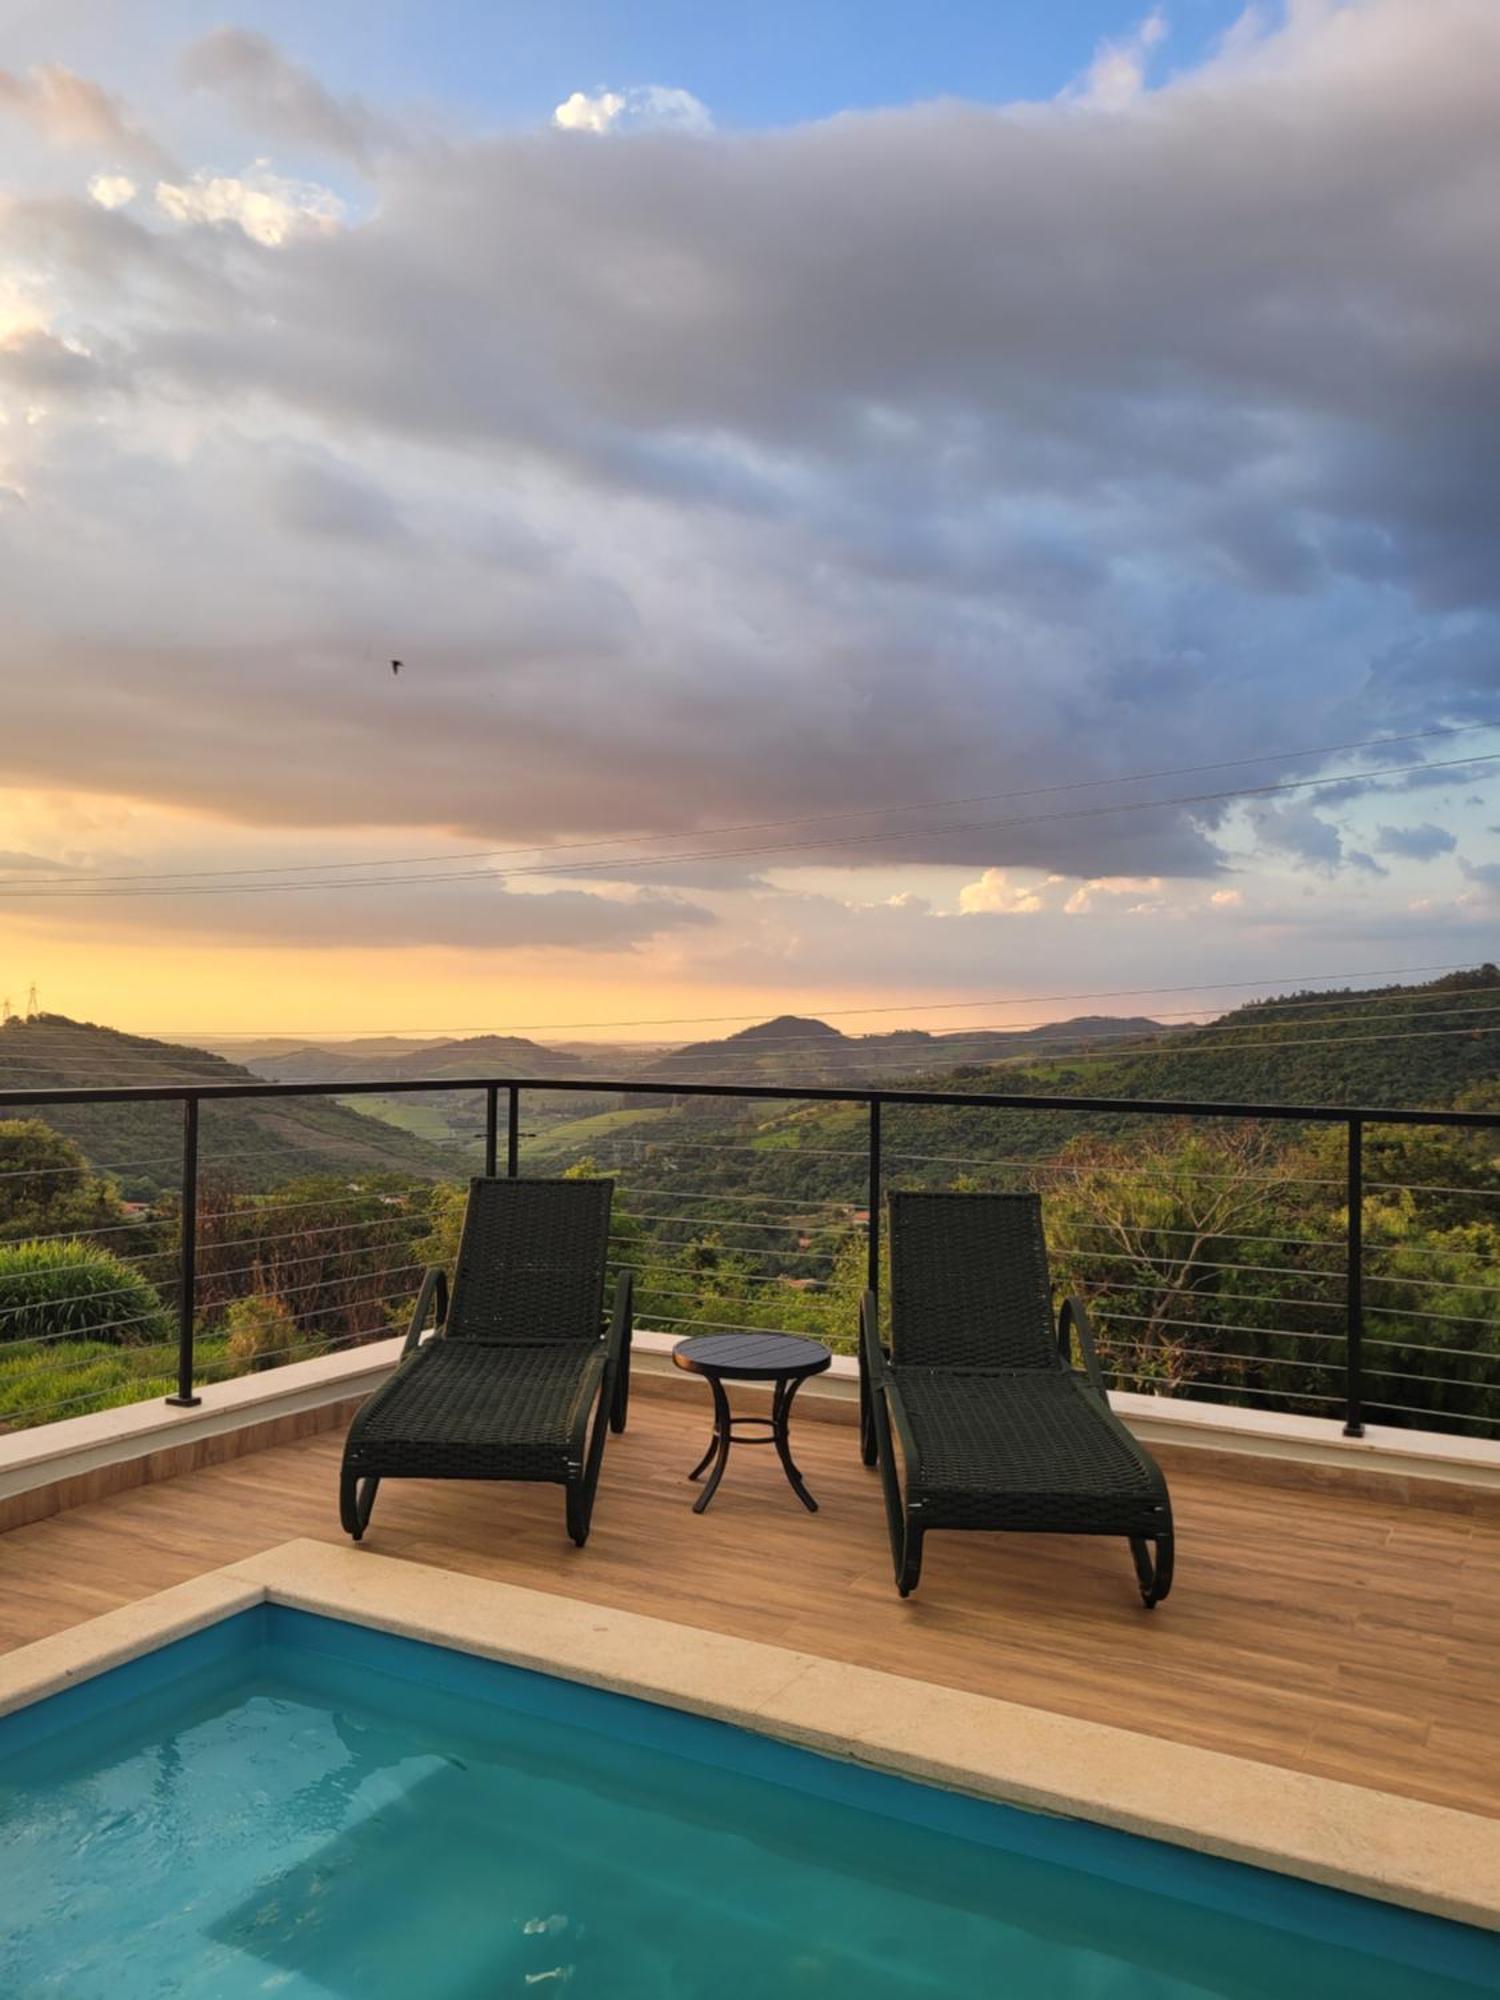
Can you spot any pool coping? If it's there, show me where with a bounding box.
[2,1537,1497,1935]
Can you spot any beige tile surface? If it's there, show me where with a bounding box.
[8,1538,1495,1934]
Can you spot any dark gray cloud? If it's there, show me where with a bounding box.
[14,874,715,952]
[1,0,1497,900]
[178,29,396,168]
[1375,822,1459,862]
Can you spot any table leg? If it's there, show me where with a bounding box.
[692,1374,734,1513]
[773,1374,818,1512]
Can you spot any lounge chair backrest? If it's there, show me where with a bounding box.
[446,1177,612,1344]
[888,1189,1059,1370]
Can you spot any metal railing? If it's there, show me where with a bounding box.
[0,1072,1497,1441]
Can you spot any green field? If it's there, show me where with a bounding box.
[348,1094,468,1149]
[520,1107,667,1167]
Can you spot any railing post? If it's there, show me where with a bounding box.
[866,1098,881,1298]
[166,1096,201,1407]
[861,1098,882,1457]
[1344,1116,1364,1438]
[507,1085,520,1176]
[484,1084,499,1177]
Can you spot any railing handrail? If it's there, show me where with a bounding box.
[3,1069,1497,1439]
[1,1073,1498,1130]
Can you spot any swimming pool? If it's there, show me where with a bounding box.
[1,1605,1494,1997]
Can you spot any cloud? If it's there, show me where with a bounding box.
[0,63,168,168]
[553,85,712,135]
[86,172,137,210]
[1208,887,1243,906]
[1243,801,1348,873]
[0,326,110,400]
[1063,876,1163,915]
[1072,8,1169,110]
[957,869,1048,915]
[153,165,345,246]
[1375,821,1459,862]
[179,29,395,169]
[0,0,1498,939]
[8,870,715,954]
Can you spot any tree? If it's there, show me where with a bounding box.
[0,1119,129,1245]
[1044,1124,1337,1405]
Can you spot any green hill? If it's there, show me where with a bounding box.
[543,967,1500,1219]
[627,1011,1176,1090]
[993,966,1500,1111]
[0,1015,455,1195]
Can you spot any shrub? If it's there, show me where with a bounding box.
[0,1239,172,1348]
[223,1292,300,1372]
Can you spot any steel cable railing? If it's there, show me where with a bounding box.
[0,1071,1496,1439]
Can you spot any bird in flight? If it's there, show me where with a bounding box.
[391,659,402,676]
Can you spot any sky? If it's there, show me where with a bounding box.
[0,0,1497,1043]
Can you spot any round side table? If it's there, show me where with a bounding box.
[672,1332,832,1513]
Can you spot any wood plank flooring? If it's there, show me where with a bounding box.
[2,1389,1496,1819]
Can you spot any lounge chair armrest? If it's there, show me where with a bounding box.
[401,1268,449,1357]
[1059,1294,1108,1396]
[606,1268,633,1366]
[862,1290,920,1472]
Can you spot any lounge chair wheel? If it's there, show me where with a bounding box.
[1131,1531,1174,1608]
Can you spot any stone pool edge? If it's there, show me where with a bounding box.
[2,1537,1496,1936]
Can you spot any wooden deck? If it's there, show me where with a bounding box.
[2,1386,1497,1820]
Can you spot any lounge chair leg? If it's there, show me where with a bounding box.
[896,1516,925,1598]
[569,1366,616,1547]
[610,1329,631,1434]
[859,1368,878,1467]
[340,1469,379,1542]
[870,1380,915,1593]
[1130,1530,1174,1608]
[566,1478,590,1547]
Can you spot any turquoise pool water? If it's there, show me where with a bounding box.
[0,1608,1493,1997]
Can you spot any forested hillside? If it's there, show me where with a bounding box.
[0,1015,454,1195]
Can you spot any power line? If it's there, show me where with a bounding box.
[1,723,1485,890]
[1,750,1495,902]
[5,980,1499,1083]
[141,959,1492,1039]
[4,1012,1499,1088]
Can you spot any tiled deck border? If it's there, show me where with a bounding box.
[2,1536,1497,1934]
[6,1330,1500,1535]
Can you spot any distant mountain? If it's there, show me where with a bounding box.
[0,1015,455,1195]
[628,1011,1176,1089]
[188,1014,1178,1092]
[242,1034,585,1085]
[196,1035,448,1065]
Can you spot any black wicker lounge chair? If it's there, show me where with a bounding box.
[339,1177,631,1548]
[859,1190,1173,1606]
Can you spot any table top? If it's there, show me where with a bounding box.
[672,1332,833,1382]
